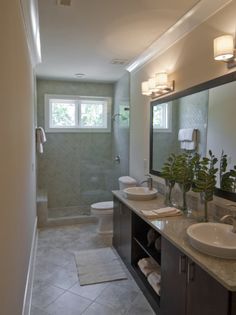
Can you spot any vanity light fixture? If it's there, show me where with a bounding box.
[141,72,174,99]
[214,35,236,69]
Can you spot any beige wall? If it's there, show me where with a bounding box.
[129,0,236,181]
[0,1,36,314]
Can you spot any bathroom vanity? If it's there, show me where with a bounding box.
[112,191,236,315]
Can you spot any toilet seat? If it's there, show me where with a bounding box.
[91,201,113,215]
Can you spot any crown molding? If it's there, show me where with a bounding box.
[126,0,232,73]
[20,0,42,67]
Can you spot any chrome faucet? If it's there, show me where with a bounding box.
[140,174,153,190]
[220,215,236,233]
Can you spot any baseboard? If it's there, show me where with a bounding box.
[22,217,38,315]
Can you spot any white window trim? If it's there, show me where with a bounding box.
[44,94,112,133]
[153,102,172,133]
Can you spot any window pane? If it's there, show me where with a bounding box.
[153,103,168,129]
[50,101,76,127]
[80,102,107,128]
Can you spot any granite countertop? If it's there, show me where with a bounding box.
[112,190,236,292]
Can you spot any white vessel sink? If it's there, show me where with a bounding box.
[187,222,236,259]
[123,187,157,201]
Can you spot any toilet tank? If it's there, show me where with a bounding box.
[119,176,137,190]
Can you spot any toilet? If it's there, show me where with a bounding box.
[91,176,137,234]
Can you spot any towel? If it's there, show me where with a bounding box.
[36,127,47,154]
[178,128,195,141]
[140,207,181,219]
[147,270,161,286]
[138,258,160,277]
[180,141,196,150]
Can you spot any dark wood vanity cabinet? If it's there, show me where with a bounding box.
[113,196,236,315]
[161,238,230,315]
[113,197,132,266]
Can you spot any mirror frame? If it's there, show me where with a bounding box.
[150,71,236,201]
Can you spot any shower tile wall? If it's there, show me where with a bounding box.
[37,79,114,216]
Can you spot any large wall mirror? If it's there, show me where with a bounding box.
[150,71,236,201]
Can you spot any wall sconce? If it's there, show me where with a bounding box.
[141,72,175,99]
[214,35,236,69]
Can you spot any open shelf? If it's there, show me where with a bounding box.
[131,263,161,310]
[133,236,161,265]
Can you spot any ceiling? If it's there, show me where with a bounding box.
[36,0,201,82]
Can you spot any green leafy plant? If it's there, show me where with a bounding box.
[173,153,200,212]
[192,150,218,222]
[161,154,177,206]
[220,151,236,192]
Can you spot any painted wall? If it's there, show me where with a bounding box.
[37,80,115,214]
[113,72,130,179]
[0,1,36,314]
[129,1,236,182]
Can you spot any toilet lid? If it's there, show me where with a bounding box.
[91,201,114,210]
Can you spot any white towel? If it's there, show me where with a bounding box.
[180,141,196,150]
[147,271,161,286]
[138,258,160,277]
[36,127,47,154]
[140,207,181,219]
[147,271,161,295]
[178,128,195,141]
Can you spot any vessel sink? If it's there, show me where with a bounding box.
[187,222,236,259]
[123,187,157,201]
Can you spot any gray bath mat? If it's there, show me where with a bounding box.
[74,247,127,285]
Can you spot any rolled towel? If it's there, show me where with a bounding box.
[138,258,160,277]
[147,228,159,247]
[148,271,161,286]
[154,237,161,251]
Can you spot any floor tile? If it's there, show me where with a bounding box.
[30,305,50,315]
[69,282,108,301]
[31,223,154,315]
[45,291,92,315]
[95,283,139,314]
[32,284,65,309]
[82,301,123,315]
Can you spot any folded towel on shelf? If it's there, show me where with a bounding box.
[147,271,161,286]
[137,257,160,277]
[140,207,181,219]
[149,281,161,296]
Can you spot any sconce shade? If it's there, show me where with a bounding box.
[141,81,151,95]
[214,35,234,61]
[148,77,156,92]
[155,72,168,88]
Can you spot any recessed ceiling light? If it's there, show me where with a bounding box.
[111,59,128,65]
[75,73,85,78]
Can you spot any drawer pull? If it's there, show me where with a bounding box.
[178,255,187,274]
[187,262,195,283]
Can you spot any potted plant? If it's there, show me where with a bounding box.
[161,153,177,206]
[173,153,200,213]
[192,150,218,222]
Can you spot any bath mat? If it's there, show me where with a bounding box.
[74,247,127,285]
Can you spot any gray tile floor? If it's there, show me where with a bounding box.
[31,223,155,315]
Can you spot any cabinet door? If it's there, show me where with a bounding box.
[186,259,229,315]
[113,197,121,253]
[120,203,132,265]
[160,238,187,315]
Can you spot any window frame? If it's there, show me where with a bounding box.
[153,102,172,133]
[44,94,112,133]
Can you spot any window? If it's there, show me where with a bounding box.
[45,94,111,132]
[153,102,172,132]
